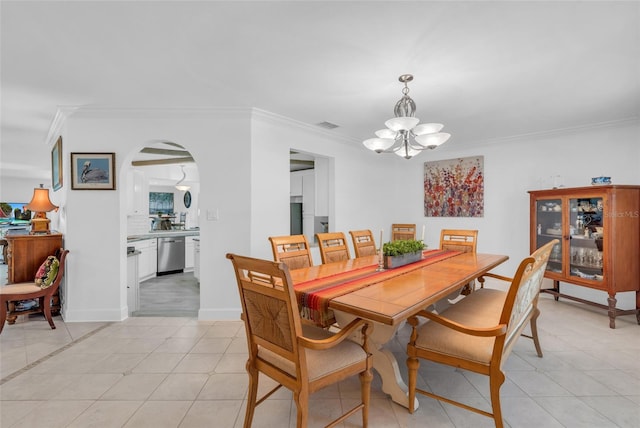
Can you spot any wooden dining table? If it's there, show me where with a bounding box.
[289,251,509,409]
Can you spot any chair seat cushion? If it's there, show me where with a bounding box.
[414,289,507,364]
[258,324,367,382]
[0,282,42,295]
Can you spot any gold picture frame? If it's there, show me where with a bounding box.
[51,136,63,191]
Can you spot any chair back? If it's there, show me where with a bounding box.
[227,254,305,379]
[391,223,416,241]
[440,229,478,253]
[497,239,557,363]
[268,234,313,270]
[316,232,351,264]
[46,249,69,295]
[349,229,377,258]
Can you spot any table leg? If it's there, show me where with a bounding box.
[334,312,418,410]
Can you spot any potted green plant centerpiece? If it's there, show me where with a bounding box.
[382,239,425,269]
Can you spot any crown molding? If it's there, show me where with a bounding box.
[44,106,78,147]
[452,117,639,149]
[251,108,360,145]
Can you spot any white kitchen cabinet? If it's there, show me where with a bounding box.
[290,172,303,196]
[127,251,140,316]
[148,238,157,276]
[193,239,200,283]
[314,157,329,216]
[291,170,316,214]
[185,236,195,271]
[134,238,157,281]
[127,169,147,215]
[302,173,315,214]
[290,170,316,243]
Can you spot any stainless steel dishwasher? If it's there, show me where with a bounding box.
[157,236,185,275]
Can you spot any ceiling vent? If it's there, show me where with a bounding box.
[316,121,339,130]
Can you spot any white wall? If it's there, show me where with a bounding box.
[36,106,640,322]
[389,120,640,309]
[249,111,408,263]
[0,177,48,204]
[56,107,252,321]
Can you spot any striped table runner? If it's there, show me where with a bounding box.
[294,249,460,327]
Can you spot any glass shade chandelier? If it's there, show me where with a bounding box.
[363,74,451,159]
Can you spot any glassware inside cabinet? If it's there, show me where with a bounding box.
[536,198,562,273]
[569,196,603,281]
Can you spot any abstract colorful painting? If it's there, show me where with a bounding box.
[424,156,484,217]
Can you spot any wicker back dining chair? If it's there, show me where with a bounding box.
[316,232,351,264]
[391,223,416,241]
[268,234,313,270]
[440,229,478,253]
[349,229,377,258]
[440,229,479,295]
[227,253,373,428]
[406,239,558,428]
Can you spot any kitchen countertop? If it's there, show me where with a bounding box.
[127,229,200,242]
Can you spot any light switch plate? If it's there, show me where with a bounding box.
[206,209,219,221]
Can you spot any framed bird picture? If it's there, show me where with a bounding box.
[70,152,116,190]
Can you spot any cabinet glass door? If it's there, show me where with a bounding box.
[535,198,562,274]
[569,197,603,281]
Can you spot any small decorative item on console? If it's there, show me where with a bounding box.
[591,176,611,185]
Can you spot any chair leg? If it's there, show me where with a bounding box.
[294,389,308,428]
[40,296,56,330]
[360,367,373,427]
[489,370,506,428]
[0,299,7,334]
[530,307,543,357]
[243,363,258,428]
[406,356,420,414]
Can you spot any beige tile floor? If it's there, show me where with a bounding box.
[1,281,639,427]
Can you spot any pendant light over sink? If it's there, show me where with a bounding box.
[175,165,190,191]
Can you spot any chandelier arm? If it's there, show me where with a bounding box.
[379,138,404,153]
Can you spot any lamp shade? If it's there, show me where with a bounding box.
[412,123,444,136]
[414,132,451,149]
[385,117,420,132]
[25,186,58,213]
[363,138,395,153]
[374,129,398,139]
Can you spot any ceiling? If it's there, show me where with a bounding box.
[1,1,638,182]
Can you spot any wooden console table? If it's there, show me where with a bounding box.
[4,232,63,324]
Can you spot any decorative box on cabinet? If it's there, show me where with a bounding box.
[529,185,640,328]
[4,232,64,324]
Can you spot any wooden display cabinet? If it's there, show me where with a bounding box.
[529,185,639,328]
[4,232,64,324]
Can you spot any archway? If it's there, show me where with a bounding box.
[126,141,200,316]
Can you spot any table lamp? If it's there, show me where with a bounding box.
[24,184,58,234]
